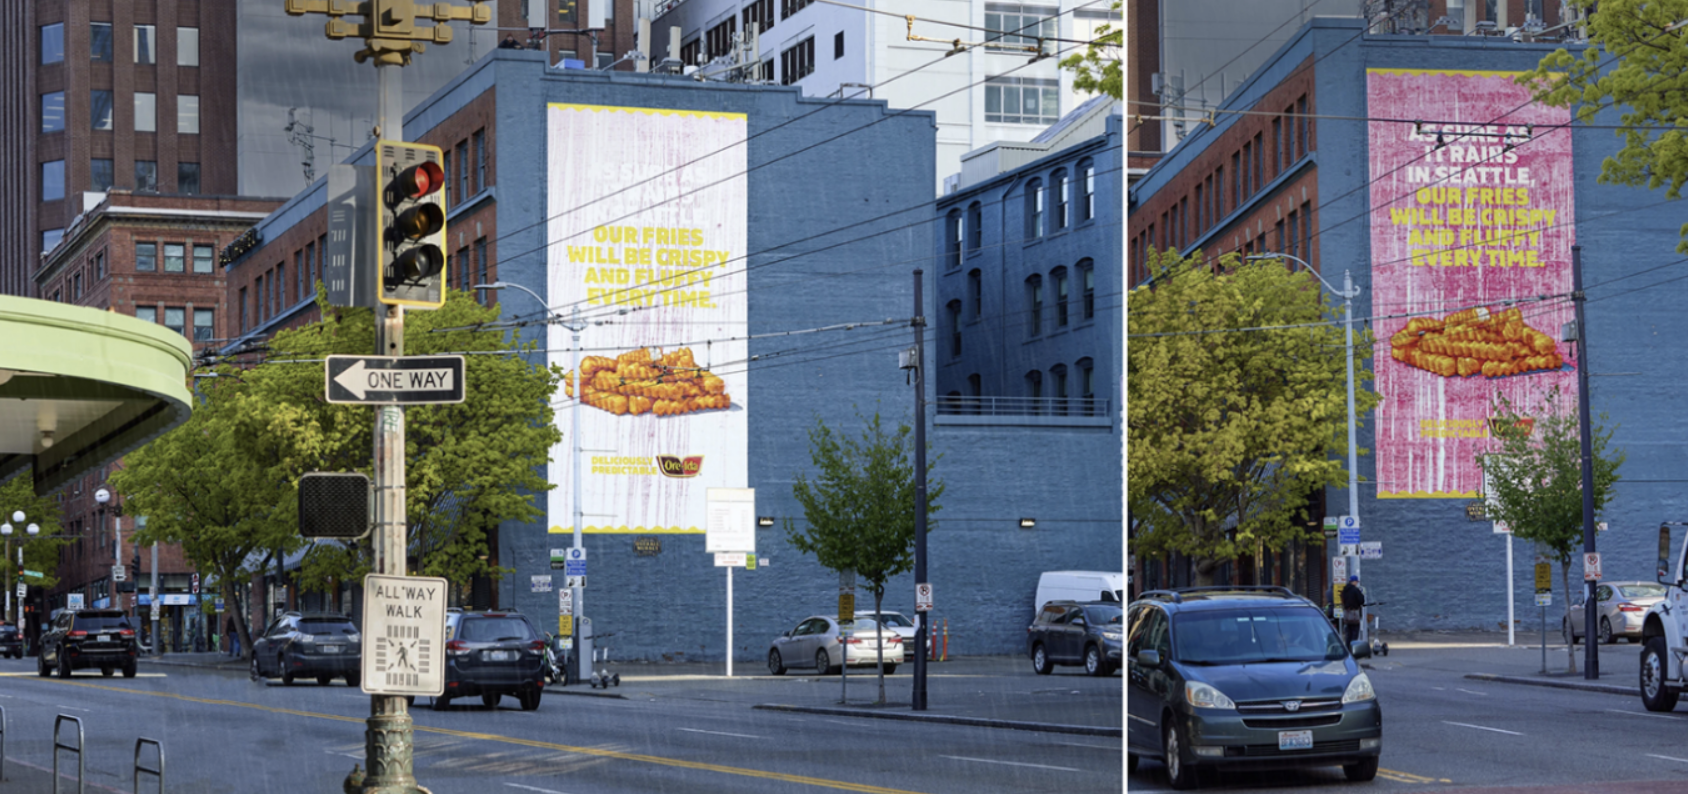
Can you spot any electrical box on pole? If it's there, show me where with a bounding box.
[375,140,447,309]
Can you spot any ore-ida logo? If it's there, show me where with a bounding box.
[655,455,703,478]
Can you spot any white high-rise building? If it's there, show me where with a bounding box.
[647,0,1119,194]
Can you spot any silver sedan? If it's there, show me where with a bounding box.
[1563,581,1667,644]
[767,615,905,676]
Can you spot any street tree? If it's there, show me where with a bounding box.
[1480,387,1624,674]
[1520,0,1688,252]
[784,410,943,704]
[1129,248,1381,585]
[0,468,72,594]
[1060,0,1121,100]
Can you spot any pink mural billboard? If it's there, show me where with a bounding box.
[1368,69,1577,498]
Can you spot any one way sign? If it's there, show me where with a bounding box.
[326,355,465,405]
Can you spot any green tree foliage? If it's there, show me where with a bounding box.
[1060,0,1121,100]
[1129,249,1381,585]
[0,469,72,597]
[114,288,560,656]
[1520,0,1688,252]
[784,410,943,703]
[1481,387,1624,674]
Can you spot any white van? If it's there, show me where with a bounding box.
[1034,570,1125,612]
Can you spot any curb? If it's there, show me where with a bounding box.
[752,703,1123,736]
[1465,672,1634,696]
[544,685,627,700]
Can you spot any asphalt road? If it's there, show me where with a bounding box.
[0,655,1123,793]
[1130,638,1688,793]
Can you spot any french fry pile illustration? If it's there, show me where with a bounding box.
[563,347,731,416]
[1390,306,1563,379]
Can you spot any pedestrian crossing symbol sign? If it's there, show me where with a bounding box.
[361,573,448,697]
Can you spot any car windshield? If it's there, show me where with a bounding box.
[1085,605,1123,625]
[1173,607,1345,664]
[836,619,885,631]
[300,619,357,634]
[458,617,535,642]
[1618,584,1667,599]
[74,615,133,632]
[868,613,912,627]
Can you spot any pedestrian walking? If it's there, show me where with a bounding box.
[1341,575,1366,644]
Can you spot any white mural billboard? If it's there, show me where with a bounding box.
[546,103,749,534]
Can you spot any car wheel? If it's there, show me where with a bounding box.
[1163,718,1199,790]
[1344,756,1380,782]
[1600,617,1614,645]
[1085,645,1109,677]
[482,692,501,709]
[36,650,49,678]
[432,695,451,711]
[280,654,294,685]
[882,664,897,675]
[346,672,361,688]
[815,649,833,675]
[768,649,785,676]
[57,655,71,678]
[250,655,263,682]
[520,687,542,711]
[1642,636,1681,712]
[1031,643,1053,675]
[122,662,136,679]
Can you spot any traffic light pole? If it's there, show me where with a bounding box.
[362,60,423,794]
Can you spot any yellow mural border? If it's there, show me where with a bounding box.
[549,102,747,122]
[1366,68,1527,79]
[1377,491,1480,499]
[550,525,706,534]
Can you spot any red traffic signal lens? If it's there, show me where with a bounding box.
[396,203,445,240]
[394,245,444,282]
[397,161,445,199]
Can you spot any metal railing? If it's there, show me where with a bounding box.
[933,395,1111,418]
[53,715,82,794]
[133,738,164,794]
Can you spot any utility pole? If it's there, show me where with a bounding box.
[1573,244,1599,680]
[284,3,488,791]
[911,270,929,711]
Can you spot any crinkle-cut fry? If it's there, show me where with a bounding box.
[700,374,726,394]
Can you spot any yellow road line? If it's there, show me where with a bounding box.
[1379,767,1452,784]
[22,677,925,794]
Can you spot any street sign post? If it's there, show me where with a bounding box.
[562,548,587,577]
[915,582,934,612]
[112,564,126,582]
[361,573,448,697]
[1584,552,1603,581]
[325,355,465,404]
[1358,542,1382,560]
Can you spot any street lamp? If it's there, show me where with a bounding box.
[473,281,589,681]
[2,512,38,640]
[1246,252,1362,578]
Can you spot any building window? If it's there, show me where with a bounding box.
[254,274,264,320]
[277,263,287,309]
[73,273,82,301]
[457,247,471,293]
[239,287,248,330]
[1079,259,1094,320]
[1026,369,1043,402]
[744,0,775,34]
[947,300,963,357]
[91,22,113,62]
[969,269,982,319]
[1052,170,1068,229]
[984,76,1058,125]
[302,244,313,296]
[42,91,64,133]
[441,149,452,206]
[135,25,157,64]
[164,307,186,336]
[42,23,64,64]
[1079,159,1095,221]
[780,37,815,85]
[986,3,1057,49]
[317,234,327,288]
[136,242,157,272]
[945,210,963,270]
[706,16,737,59]
[1296,95,1309,158]
[1053,267,1069,327]
[193,244,214,274]
[194,309,214,342]
[474,129,487,192]
[1026,275,1043,337]
[136,161,158,192]
[96,251,106,279]
[91,90,114,130]
[135,92,157,132]
[680,38,701,67]
[42,160,65,201]
[1252,132,1263,193]
[179,27,199,66]
[161,243,184,273]
[456,141,469,200]
[1273,116,1283,176]
[1051,363,1068,415]
[967,202,982,251]
[1026,179,1044,240]
[1078,357,1094,414]
[475,238,490,303]
[1214,164,1224,217]
[294,250,304,302]
[781,0,814,18]
[179,162,200,195]
[834,31,844,59]
[92,158,114,191]
[179,95,200,134]
[136,307,157,324]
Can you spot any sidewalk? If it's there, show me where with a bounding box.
[1365,629,1641,697]
[141,651,1123,736]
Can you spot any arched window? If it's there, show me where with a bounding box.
[946,299,963,357]
[967,201,983,251]
[1052,266,1070,328]
[1025,274,1043,337]
[968,373,983,415]
[1077,357,1095,416]
[1025,370,1044,414]
[1052,169,1069,230]
[1077,258,1095,321]
[1078,158,1096,222]
[968,269,983,320]
[1026,179,1044,240]
[1050,363,1069,416]
[945,209,963,270]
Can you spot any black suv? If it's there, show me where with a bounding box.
[0,623,23,658]
[1027,600,1123,676]
[250,611,362,686]
[1126,587,1382,790]
[38,609,139,678]
[435,609,546,711]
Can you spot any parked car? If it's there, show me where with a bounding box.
[854,609,917,645]
[436,609,547,711]
[1035,570,1125,615]
[1027,600,1123,676]
[1126,587,1382,790]
[37,608,139,678]
[768,615,904,676]
[1564,581,1667,644]
[0,623,22,658]
[250,611,362,686]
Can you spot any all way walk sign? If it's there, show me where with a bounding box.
[326,355,465,405]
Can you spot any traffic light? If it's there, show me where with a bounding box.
[375,140,447,308]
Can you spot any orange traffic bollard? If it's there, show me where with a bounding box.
[941,619,949,661]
